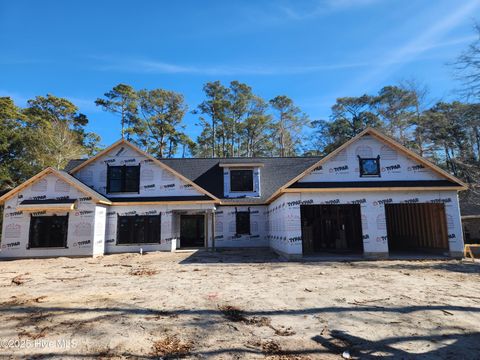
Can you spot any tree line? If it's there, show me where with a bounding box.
[0,82,308,191]
[2,26,480,192]
[0,82,478,190]
[0,95,100,191]
[94,81,309,158]
[311,83,480,183]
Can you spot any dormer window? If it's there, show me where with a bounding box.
[107,165,140,193]
[220,163,262,197]
[230,169,253,192]
[358,156,381,177]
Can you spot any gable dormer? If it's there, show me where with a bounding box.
[221,163,262,198]
[299,133,449,183]
[269,128,466,202]
[68,140,218,201]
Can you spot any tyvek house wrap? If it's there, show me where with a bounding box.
[74,143,204,197]
[268,190,463,257]
[268,134,464,257]
[223,167,261,198]
[213,205,268,247]
[104,203,214,254]
[0,173,103,258]
[299,134,443,183]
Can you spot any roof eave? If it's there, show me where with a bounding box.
[282,186,466,192]
[69,139,220,202]
[0,167,112,206]
[265,127,468,203]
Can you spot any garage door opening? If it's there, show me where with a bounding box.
[385,203,449,254]
[300,204,363,255]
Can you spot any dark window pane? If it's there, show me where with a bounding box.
[147,216,160,243]
[230,170,254,192]
[133,216,146,243]
[109,166,123,179]
[117,216,132,244]
[359,158,380,177]
[107,166,123,193]
[125,179,139,192]
[107,165,140,193]
[109,179,122,193]
[29,215,68,248]
[125,166,140,192]
[236,212,250,235]
[117,215,161,244]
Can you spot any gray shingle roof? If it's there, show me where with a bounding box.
[65,156,323,204]
[64,159,87,172]
[161,157,322,204]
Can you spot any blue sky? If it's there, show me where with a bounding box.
[1,0,479,147]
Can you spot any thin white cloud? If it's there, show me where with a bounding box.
[278,0,382,20]
[344,0,480,92]
[327,0,381,8]
[91,55,371,75]
[0,90,99,113]
[91,33,476,77]
[397,34,478,56]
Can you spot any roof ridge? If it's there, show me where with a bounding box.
[161,156,323,160]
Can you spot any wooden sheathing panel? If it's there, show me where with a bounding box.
[385,203,449,251]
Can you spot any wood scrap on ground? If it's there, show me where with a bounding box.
[11,273,30,286]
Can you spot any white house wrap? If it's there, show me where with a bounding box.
[0,128,467,259]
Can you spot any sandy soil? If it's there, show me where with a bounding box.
[0,249,479,359]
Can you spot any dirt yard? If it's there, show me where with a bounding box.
[0,250,479,359]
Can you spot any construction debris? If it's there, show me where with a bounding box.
[151,335,193,359]
[11,273,30,286]
[129,268,158,276]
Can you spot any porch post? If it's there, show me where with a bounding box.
[204,211,208,249]
[211,209,216,251]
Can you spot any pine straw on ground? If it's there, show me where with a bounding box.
[151,334,193,359]
[248,339,312,360]
[129,268,158,276]
[218,304,296,335]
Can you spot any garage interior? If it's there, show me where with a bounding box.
[301,204,363,254]
[385,203,449,254]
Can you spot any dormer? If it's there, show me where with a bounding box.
[220,163,262,198]
[67,139,219,201]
